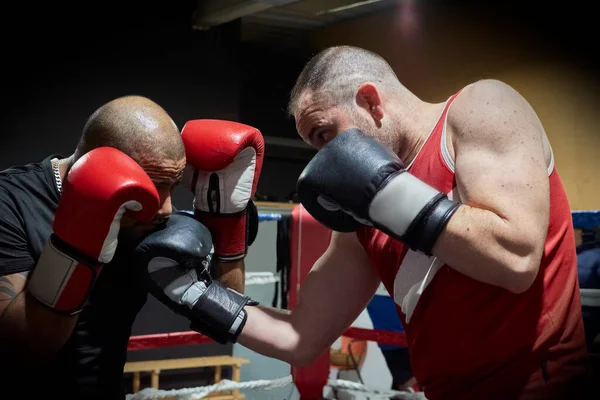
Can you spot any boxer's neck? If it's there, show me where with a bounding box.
[394,101,447,166]
[57,154,74,181]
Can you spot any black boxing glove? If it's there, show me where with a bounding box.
[246,199,259,248]
[134,212,255,344]
[297,128,459,255]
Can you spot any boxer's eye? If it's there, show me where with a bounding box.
[315,130,329,146]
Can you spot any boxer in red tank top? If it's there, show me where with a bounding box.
[355,90,590,399]
[287,46,592,399]
[177,45,594,400]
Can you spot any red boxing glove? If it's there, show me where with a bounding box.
[27,147,160,314]
[182,119,264,262]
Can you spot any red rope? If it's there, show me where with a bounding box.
[342,327,407,346]
[128,327,406,351]
[127,331,213,351]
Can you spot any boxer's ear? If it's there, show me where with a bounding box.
[356,82,384,124]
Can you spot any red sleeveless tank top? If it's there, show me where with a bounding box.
[356,89,589,399]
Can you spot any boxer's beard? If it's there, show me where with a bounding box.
[350,111,399,156]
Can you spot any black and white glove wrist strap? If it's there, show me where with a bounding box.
[188,280,256,344]
[369,171,459,255]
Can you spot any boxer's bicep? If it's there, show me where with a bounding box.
[434,80,549,292]
[452,80,549,245]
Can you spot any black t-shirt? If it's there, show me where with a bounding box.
[0,155,149,399]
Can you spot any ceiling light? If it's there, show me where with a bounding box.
[315,0,387,16]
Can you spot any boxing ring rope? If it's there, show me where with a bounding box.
[245,271,280,285]
[127,325,416,400]
[127,209,599,400]
[125,375,427,400]
[571,210,600,230]
[265,209,600,228]
[128,326,406,352]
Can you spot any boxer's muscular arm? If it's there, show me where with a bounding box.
[237,231,379,366]
[0,199,77,364]
[433,79,550,294]
[0,271,77,365]
[0,272,28,315]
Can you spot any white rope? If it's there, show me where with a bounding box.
[329,378,427,399]
[125,374,428,400]
[245,271,280,285]
[126,375,293,400]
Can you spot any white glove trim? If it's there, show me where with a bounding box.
[148,256,208,308]
[185,148,257,214]
[28,240,79,308]
[368,172,441,237]
[100,200,142,263]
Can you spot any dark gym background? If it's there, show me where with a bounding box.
[1,0,598,393]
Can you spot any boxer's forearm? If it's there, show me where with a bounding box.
[0,291,77,366]
[237,232,378,366]
[215,260,245,294]
[433,205,543,294]
[238,305,316,367]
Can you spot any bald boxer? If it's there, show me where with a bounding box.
[132,120,263,343]
[148,47,593,400]
[0,96,185,399]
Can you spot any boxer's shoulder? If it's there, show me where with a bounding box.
[447,79,540,142]
[0,157,53,212]
[450,79,522,119]
[0,158,47,183]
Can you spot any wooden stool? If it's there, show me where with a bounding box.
[124,355,250,400]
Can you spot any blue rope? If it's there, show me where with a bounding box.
[258,210,600,229]
[258,213,282,221]
[180,209,600,228]
[176,209,282,221]
[571,210,600,230]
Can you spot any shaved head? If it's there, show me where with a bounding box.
[74,95,184,165]
[70,95,186,237]
[288,45,404,117]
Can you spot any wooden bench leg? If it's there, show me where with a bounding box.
[124,356,249,399]
[133,372,140,393]
[214,365,222,383]
[211,366,223,398]
[232,364,241,399]
[151,369,160,389]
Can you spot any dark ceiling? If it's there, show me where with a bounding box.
[2,0,596,103]
[5,0,598,55]
[1,0,596,159]
[1,0,595,70]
